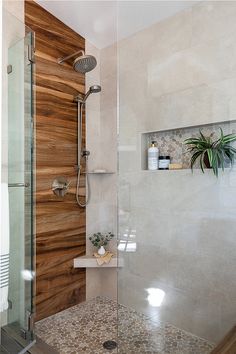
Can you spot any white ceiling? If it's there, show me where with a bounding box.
[36,1,198,49]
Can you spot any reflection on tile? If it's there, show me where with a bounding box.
[36,297,214,354]
[118,271,222,343]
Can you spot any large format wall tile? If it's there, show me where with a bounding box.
[149,34,236,99]
[118,169,236,342]
[192,1,236,46]
[152,79,236,131]
[119,1,236,132]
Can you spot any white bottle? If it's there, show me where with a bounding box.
[148,141,159,170]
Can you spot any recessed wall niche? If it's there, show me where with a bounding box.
[141,121,236,170]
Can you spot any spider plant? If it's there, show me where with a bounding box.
[184,128,236,176]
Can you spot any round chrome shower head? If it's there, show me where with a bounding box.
[73,55,97,74]
[81,85,101,102]
[74,85,101,103]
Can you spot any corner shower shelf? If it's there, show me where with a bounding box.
[87,171,115,175]
[73,255,123,268]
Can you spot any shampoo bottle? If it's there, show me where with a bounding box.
[148,141,159,170]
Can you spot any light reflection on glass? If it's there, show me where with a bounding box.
[146,288,165,307]
[118,229,137,252]
[21,269,35,281]
[118,241,137,252]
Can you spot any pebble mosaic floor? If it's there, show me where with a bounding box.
[36,297,214,354]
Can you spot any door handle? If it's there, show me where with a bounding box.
[8,183,30,187]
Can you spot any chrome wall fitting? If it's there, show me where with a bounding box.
[81,149,90,158]
[52,177,71,197]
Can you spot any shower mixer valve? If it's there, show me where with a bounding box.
[52,177,71,197]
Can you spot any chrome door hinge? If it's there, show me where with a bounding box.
[26,310,34,332]
[27,45,35,64]
[20,328,27,340]
[20,311,34,341]
[7,65,12,74]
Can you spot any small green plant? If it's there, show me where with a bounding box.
[89,232,114,248]
[184,128,236,177]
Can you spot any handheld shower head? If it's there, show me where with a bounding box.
[84,85,101,101]
[89,85,101,93]
[74,85,101,103]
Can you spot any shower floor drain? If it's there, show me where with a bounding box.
[103,340,117,350]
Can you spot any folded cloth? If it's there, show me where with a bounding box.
[93,251,114,266]
[0,183,10,312]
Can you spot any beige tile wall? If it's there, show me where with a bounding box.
[86,41,117,300]
[119,1,236,134]
[118,1,236,345]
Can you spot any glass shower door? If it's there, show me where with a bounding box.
[1,29,35,353]
[117,2,236,353]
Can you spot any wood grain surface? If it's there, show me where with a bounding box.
[25,0,86,321]
[211,325,236,354]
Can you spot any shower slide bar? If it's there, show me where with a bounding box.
[8,183,29,187]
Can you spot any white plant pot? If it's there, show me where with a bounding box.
[98,246,106,256]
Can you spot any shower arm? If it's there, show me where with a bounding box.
[58,50,85,64]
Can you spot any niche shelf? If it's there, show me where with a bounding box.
[74,255,123,268]
[141,120,236,171]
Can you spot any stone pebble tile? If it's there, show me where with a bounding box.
[36,296,214,354]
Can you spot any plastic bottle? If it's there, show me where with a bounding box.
[148,141,159,170]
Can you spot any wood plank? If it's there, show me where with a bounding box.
[211,325,236,354]
[28,337,58,354]
[25,0,86,321]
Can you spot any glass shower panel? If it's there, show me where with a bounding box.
[117,1,236,353]
[1,29,35,352]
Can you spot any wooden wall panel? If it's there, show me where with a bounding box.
[25,0,86,321]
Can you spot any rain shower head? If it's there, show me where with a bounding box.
[58,50,97,74]
[73,55,97,74]
[74,85,101,103]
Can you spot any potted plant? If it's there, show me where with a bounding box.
[89,232,114,255]
[184,128,236,176]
